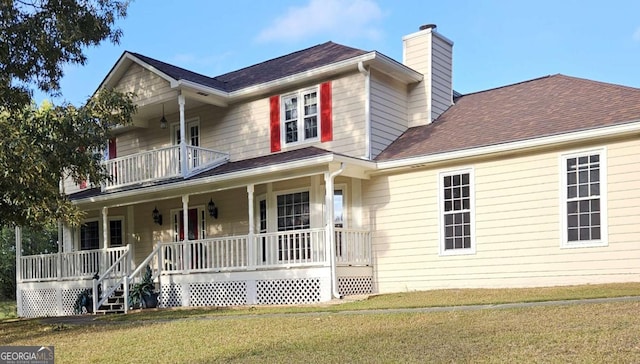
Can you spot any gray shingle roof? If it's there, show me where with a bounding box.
[376,74,640,161]
[129,42,368,93]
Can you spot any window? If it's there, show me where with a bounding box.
[277,191,310,231]
[334,187,346,257]
[277,191,310,260]
[171,119,200,169]
[282,88,318,144]
[270,82,332,152]
[109,219,124,247]
[259,198,267,262]
[80,220,100,250]
[440,169,475,255]
[562,149,607,247]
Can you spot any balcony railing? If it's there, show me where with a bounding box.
[103,145,229,190]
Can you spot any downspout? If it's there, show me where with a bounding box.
[326,163,345,299]
[358,61,371,160]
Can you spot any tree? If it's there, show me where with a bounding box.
[0,224,57,299]
[1,0,130,110]
[0,89,136,228]
[0,0,135,228]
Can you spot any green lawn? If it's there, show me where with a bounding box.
[1,283,640,363]
[0,300,16,320]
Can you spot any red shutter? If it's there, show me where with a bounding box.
[108,138,117,159]
[320,81,332,142]
[269,95,281,152]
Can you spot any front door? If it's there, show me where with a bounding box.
[172,120,200,170]
[174,208,199,241]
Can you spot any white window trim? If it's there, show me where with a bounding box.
[78,218,100,251]
[170,205,206,242]
[255,193,268,233]
[275,187,312,231]
[438,167,476,256]
[170,117,201,145]
[559,147,608,249]
[334,183,348,229]
[281,86,320,148]
[108,216,125,247]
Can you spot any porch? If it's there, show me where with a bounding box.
[17,228,372,317]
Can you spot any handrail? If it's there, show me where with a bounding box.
[123,243,163,313]
[92,245,130,313]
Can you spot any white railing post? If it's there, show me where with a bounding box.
[92,277,99,314]
[15,226,22,284]
[124,275,129,314]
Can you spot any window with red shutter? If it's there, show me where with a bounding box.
[269,81,332,151]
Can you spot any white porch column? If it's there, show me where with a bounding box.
[101,207,109,250]
[15,226,22,317]
[324,172,335,268]
[178,94,187,177]
[101,206,109,274]
[127,205,135,270]
[182,194,190,274]
[57,221,62,280]
[15,226,22,284]
[247,184,255,270]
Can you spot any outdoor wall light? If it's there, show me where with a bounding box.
[208,199,218,219]
[152,206,163,225]
[160,104,168,129]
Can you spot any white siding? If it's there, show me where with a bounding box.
[114,63,178,106]
[403,28,453,127]
[370,70,408,159]
[364,138,640,293]
[430,34,453,120]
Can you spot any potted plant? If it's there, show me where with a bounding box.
[73,288,93,314]
[129,265,158,309]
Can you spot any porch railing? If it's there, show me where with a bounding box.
[335,228,372,265]
[103,145,229,190]
[255,229,327,268]
[20,246,130,282]
[160,236,249,273]
[19,229,371,282]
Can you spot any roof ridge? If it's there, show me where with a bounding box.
[213,41,347,80]
[128,51,220,84]
[460,74,555,97]
[554,74,640,92]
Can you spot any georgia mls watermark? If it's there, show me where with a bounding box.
[0,346,54,364]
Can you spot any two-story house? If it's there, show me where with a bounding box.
[16,24,640,317]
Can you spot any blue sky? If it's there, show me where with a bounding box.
[35,0,640,105]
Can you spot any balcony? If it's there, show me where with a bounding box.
[102,145,229,190]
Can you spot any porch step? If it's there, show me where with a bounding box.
[95,289,125,315]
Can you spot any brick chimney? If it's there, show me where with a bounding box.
[403,24,454,127]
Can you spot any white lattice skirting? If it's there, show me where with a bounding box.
[19,282,92,318]
[18,267,374,317]
[338,276,373,296]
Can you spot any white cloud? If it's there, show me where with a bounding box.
[633,27,640,42]
[256,0,383,43]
